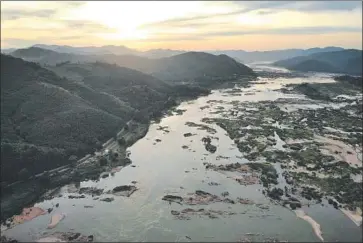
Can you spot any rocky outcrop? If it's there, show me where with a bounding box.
[110,185,137,197]
[36,232,93,242]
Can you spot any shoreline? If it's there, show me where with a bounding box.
[1,73,362,241]
[340,208,363,227]
[0,119,149,223]
[0,82,216,224]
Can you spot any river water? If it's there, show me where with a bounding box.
[3,65,362,242]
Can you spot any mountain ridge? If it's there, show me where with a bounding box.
[1,54,205,184]
[9,48,256,82]
[273,49,363,75]
[2,44,351,62]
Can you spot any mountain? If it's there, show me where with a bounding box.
[1,48,17,54]
[10,48,256,83]
[287,60,339,73]
[1,54,195,183]
[32,44,138,56]
[10,47,90,65]
[150,52,256,82]
[31,44,184,58]
[273,49,362,75]
[209,47,345,64]
[141,49,186,59]
[10,44,348,63]
[11,47,58,57]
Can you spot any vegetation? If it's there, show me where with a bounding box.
[1,53,248,183]
[10,47,256,83]
[334,75,362,88]
[274,49,362,75]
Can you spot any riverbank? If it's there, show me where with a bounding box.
[1,69,361,242]
[0,78,241,223]
[0,119,148,222]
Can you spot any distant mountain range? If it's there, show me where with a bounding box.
[1,44,353,63]
[209,47,346,64]
[3,44,185,59]
[273,49,362,75]
[8,47,255,82]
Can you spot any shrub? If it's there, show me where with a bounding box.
[99,157,108,166]
[117,137,126,146]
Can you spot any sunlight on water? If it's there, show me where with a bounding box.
[3,65,362,242]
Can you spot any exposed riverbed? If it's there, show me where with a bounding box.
[2,65,362,242]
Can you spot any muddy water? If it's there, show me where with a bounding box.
[3,67,362,242]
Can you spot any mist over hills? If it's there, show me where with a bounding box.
[274,49,363,75]
[2,44,351,63]
[8,47,256,82]
[26,44,185,59]
[210,47,346,64]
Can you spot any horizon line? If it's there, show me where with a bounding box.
[1,44,362,53]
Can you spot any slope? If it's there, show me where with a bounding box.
[273,49,362,75]
[210,47,345,64]
[151,52,256,82]
[288,59,339,73]
[0,55,177,183]
[10,48,256,83]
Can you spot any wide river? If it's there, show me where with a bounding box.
[3,64,362,242]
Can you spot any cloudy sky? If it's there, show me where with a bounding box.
[1,1,362,51]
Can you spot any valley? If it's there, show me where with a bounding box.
[1,62,362,242]
[1,1,362,242]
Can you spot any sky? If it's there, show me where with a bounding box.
[1,1,362,51]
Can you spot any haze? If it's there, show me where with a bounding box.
[1,1,362,51]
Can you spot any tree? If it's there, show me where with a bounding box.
[133,111,149,123]
[118,137,126,146]
[18,168,30,181]
[68,155,78,167]
[99,157,108,166]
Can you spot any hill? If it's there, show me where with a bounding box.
[149,52,255,82]
[11,47,59,58]
[141,49,186,59]
[273,49,362,75]
[10,48,256,83]
[209,47,345,64]
[1,55,206,183]
[22,44,346,63]
[288,59,339,73]
[32,44,138,56]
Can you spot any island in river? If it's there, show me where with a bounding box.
[1,63,362,242]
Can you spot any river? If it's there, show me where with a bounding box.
[3,64,362,242]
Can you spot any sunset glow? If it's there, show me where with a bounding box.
[1,1,362,50]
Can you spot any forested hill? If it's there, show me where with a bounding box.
[273,49,362,75]
[9,48,256,82]
[0,55,208,183]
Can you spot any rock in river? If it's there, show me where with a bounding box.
[183,133,194,137]
[111,185,137,197]
[36,232,93,242]
[100,197,114,202]
[162,195,183,205]
[79,187,104,196]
